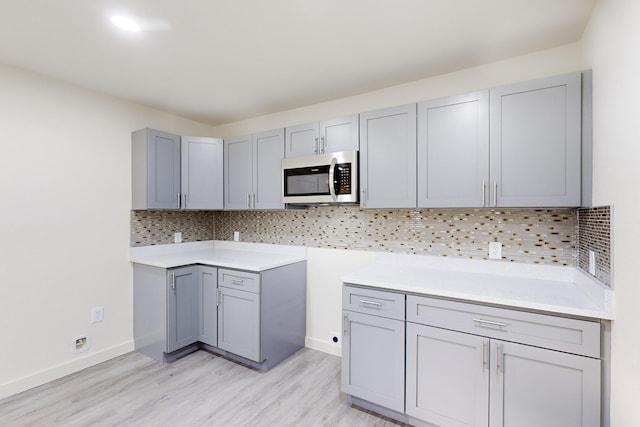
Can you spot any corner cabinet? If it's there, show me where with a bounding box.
[134,261,306,370]
[224,129,285,210]
[285,115,359,158]
[489,72,582,207]
[342,285,603,427]
[360,104,417,208]
[132,128,223,210]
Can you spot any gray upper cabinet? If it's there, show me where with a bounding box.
[132,128,181,209]
[166,266,200,353]
[417,91,490,208]
[360,104,417,208]
[132,129,223,210]
[180,136,223,210]
[285,115,359,158]
[489,72,582,207]
[224,129,284,210]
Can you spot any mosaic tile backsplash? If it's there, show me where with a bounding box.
[578,206,611,286]
[215,207,578,265]
[130,210,214,246]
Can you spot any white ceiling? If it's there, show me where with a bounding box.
[0,0,595,126]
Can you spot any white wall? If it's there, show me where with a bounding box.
[212,43,585,137]
[582,0,640,424]
[0,63,215,399]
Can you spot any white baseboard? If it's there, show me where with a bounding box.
[0,341,134,400]
[305,336,341,357]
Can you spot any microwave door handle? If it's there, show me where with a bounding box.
[328,157,337,201]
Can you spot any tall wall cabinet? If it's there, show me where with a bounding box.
[224,128,284,210]
[132,128,223,210]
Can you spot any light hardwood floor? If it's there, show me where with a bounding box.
[0,348,407,426]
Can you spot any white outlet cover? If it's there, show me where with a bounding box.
[91,307,104,323]
[489,242,502,260]
[589,250,596,275]
[233,231,240,242]
[174,232,182,243]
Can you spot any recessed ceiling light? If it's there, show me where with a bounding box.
[110,15,141,32]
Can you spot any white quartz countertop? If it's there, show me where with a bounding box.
[342,253,614,320]
[130,240,306,271]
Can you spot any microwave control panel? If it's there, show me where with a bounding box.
[336,163,351,194]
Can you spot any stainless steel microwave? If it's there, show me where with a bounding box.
[282,150,358,204]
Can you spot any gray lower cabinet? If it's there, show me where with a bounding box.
[217,283,261,361]
[342,285,603,427]
[198,266,218,347]
[406,295,601,427]
[359,104,417,208]
[406,323,489,426]
[341,286,405,413]
[166,266,200,353]
[134,261,306,369]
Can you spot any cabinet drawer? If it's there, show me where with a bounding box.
[343,285,405,320]
[218,268,260,293]
[407,295,600,358]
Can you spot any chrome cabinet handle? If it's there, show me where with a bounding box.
[252,193,256,209]
[183,193,187,209]
[314,137,319,154]
[247,193,251,209]
[216,288,221,306]
[343,313,349,335]
[362,188,367,207]
[177,192,181,208]
[493,181,498,207]
[321,136,326,153]
[359,299,382,308]
[473,318,508,328]
[230,279,244,285]
[169,272,175,290]
[482,181,486,207]
[495,342,501,375]
[482,340,487,369]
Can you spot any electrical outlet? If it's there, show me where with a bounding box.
[91,307,104,323]
[174,232,182,243]
[329,331,340,345]
[489,242,502,260]
[589,250,596,275]
[233,231,240,242]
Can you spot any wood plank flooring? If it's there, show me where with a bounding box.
[0,348,407,426]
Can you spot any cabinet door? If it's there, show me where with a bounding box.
[320,114,359,153]
[198,266,218,347]
[489,72,581,207]
[489,340,601,427]
[147,129,181,209]
[360,104,417,208]
[406,323,489,427]
[181,136,223,210]
[166,266,199,353]
[418,91,489,208]
[224,135,253,210]
[253,128,285,209]
[218,287,261,361]
[285,122,320,158]
[341,310,405,413]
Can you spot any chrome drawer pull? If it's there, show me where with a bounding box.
[359,300,382,308]
[473,318,508,328]
[230,279,244,285]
